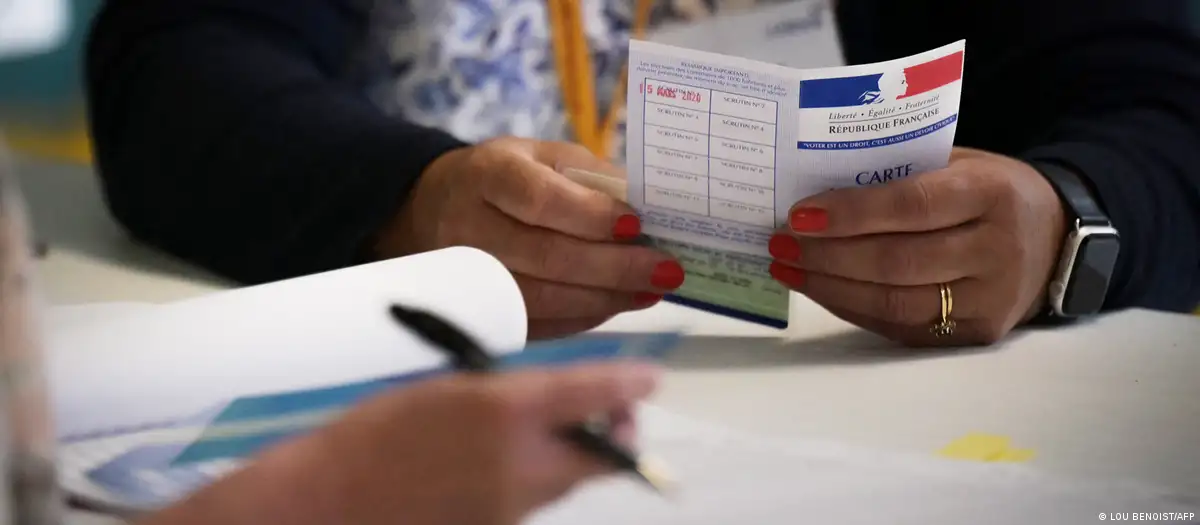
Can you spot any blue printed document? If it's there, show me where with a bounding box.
[624,39,966,327]
[57,332,681,515]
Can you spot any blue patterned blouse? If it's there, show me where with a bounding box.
[361,0,794,161]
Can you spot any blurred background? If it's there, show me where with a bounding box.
[1,0,1198,311]
[2,0,231,305]
[1,0,101,165]
[3,0,1200,166]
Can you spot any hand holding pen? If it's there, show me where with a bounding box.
[390,304,675,494]
[140,332,665,525]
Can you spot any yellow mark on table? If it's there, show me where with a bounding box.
[939,433,1035,463]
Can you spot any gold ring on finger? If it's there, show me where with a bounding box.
[930,283,956,338]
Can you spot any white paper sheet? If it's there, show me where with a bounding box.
[44,303,158,333]
[47,246,527,440]
[531,406,1198,525]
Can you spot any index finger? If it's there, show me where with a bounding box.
[482,144,634,242]
[788,166,994,237]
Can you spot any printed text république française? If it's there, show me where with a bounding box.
[829,106,941,135]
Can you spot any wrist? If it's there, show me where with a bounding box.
[1024,160,1120,320]
[1019,163,1070,323]
[368,143,471,261]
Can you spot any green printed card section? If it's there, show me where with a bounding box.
[648,238,789,326]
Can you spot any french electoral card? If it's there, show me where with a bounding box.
[625,39,965,327]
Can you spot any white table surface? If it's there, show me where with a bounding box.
[17,157,1200,523]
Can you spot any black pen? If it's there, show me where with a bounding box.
[388,304,672,494]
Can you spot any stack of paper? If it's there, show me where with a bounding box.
[55,333,682,515]
[43,247,683,515]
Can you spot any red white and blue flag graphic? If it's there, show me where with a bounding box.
[796,49,964,150]
[799,51,964,108]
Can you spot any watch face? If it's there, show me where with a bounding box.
[1062,232,1120,316]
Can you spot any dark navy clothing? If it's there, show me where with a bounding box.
[84,0,1200,313]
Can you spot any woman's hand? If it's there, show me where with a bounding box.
[768,148,1067,346]
[142,362,662,525]
[375,137,685,340]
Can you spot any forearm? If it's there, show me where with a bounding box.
[85,0,467,285]
[1022,114,1200,313]
[994,6,1200,312]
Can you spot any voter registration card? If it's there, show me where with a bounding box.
[624,39,965,327]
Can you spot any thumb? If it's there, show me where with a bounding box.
[541,141,631,205]
[537,140,628,182]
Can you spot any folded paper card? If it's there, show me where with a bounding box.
[624,38,965,327]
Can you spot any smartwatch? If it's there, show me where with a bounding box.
[1037,162,1121,318]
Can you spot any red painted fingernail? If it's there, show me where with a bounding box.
[650,260,685,290]
[789,207,828,233]
[633,293,662,308]
[769,261,806,289]
[768,234,801,262]
[613,214,641,241]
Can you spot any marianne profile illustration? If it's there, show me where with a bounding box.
[859,69,908,104]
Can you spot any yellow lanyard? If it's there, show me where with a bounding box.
[546,0,654,160]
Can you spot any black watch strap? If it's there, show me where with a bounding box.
[1034,162,1110,226]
